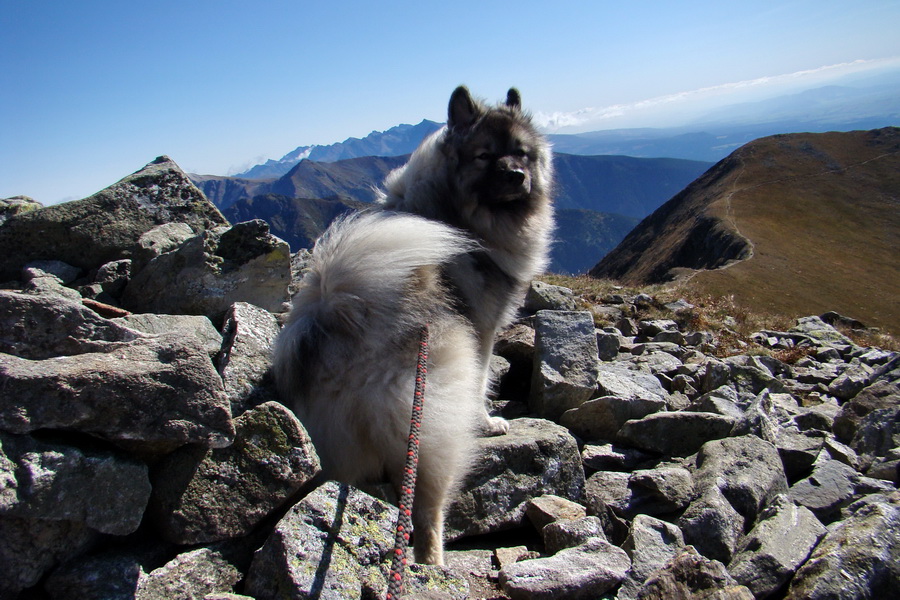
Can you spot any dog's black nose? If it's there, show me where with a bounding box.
[504,169,526,185]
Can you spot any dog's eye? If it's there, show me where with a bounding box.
[476,152,493,161]
[514,148,530,158]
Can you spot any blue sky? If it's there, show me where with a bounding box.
[2,0,899,205]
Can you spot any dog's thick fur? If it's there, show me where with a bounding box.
[272,86,554,565]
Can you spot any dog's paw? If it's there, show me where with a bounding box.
[481,415,510,437]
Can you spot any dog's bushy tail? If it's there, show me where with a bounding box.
[278,211,475,353]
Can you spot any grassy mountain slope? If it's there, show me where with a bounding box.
[590,127,900,334]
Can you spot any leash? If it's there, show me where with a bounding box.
[386,324,430,600]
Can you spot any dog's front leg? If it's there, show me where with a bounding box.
[476,331,509,436]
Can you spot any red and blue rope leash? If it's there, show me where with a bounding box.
[386,324,430,600]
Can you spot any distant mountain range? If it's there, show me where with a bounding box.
[229,80,899,179]
[590,127,900,334]
[236,121,443,179]
[192,153,709,274]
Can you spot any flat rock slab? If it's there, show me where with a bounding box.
[499,538,630,600]
[618,411,736,456]
[0,332,234,453]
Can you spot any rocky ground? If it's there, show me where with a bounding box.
[1,158,899,599]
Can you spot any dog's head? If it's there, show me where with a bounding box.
[445,86,551,209]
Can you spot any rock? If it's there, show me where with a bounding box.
[217,302,280,415]
[90,259,132,298]
[618,515,685,600]
[692,436,788,527]
[618,412,736,456]
[727,494,826,599]
[151,401,320,545]
[561,395,667,442]
[245,481,395,599]
[581,442,653,472]
[833,370,900,444]
[850,405,900,471]
[635,545,754,600]
[0,333,234,453]
[494,546,533,570]
[678,487,745,564]
[785,493,900,599]
[498,538,630,600]
[44,552,146,600]
[131,222,196,273]
[525,494,586,531]
[0,432,151,535]
[775,428,823,481]
[0,517,97,597]
[541,516,607,554]
[0,195,42,226]
[596,330,621,361]
[446,418,585,539]
[524,281,577,312]
[829,359,876,400]
[679,436,788,563]
[628,466,695,515]
[0,290,144,359]
[245,481,468,600]
[789,457,860,521]
[529,311,600,421]
[595,362,669,404]
[136,548,242,600]
[0,156,228,280]
[22,259,82,284]
[122,219,291,324]
[638,319,678,338]
[113,312,223,356]
[789,316,855,350]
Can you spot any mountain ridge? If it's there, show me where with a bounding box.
[590,127,900,335]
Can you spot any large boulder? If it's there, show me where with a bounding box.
[785,493,900,599]
[0,432,151,535]
[122,219,291,323]
[529,311,600,421]
[0,332,234,453]
[0,157,227,279]
[446,418,585,539]
[245,481,468,600]
[150,402,320,545]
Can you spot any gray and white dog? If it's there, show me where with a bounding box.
[273,86,554,564]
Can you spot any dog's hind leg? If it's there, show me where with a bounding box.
[408,459,455,565]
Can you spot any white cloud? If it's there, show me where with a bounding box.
[535,57,900,133]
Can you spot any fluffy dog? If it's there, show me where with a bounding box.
[273,86,554,565]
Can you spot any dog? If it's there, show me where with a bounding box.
[272,86,554,565]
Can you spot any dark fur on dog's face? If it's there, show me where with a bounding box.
[444,86,551,212]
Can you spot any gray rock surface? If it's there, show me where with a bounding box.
[499,537,630,600]
[785,492,900,599]
[529,310,600,420]
[0,432,151,535]
[0,156,227,279]
[0,333,234,453]
[445,418,585,539]
[728,494,826,599]
[123,219,291,323]
[151,401,320,544]
[217,301,281,414]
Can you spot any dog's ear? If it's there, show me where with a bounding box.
[506,88,522,110]
[449,86,478,131]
